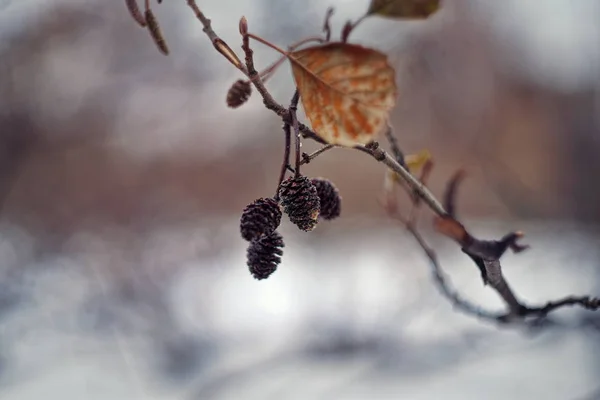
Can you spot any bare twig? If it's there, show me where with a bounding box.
[409,159,434,224]
[525,296,600,317]
[341,14,368,43]
[384,124,406,168]
[275,123,292,199]
[290,91,301,176]
[300,144,336,166]
[322,7,335,42]
[404,221,502,322]
[355,141,446,216]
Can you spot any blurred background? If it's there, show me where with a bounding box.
[0,0,599,398]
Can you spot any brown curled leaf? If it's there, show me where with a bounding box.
[125,0,147,27]
[145,9,169,55]
[412,158,433,205]
[443,169,466,219]
[433,216,470,245]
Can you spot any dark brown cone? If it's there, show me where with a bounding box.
[247,231,284,280]
[278,176,320,232]
[240,198,282,241]
[227,80,252,108]
[311,178,341,220]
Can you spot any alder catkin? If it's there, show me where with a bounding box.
[125,0,147,27]
[145,9,169,55]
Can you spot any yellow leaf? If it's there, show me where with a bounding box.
[288,43,397,147]
[405,149,431,171]
[367,0,440,19]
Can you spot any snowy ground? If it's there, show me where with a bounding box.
[0,219,598,400]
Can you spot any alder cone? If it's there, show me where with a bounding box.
[240,198,282,241]
[278,176,320,232]
[247,231,284,280]
[227,80,252,108]
[311,178,341,220]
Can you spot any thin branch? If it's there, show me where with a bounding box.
[409,159,434,225]
[403,221,502,322]
[275,123,292,199]
[322,7,335,42]
[300,144,336,166]
[355,142,446,216]
[341,14,368,43]
[525,296,600,317]
[255,37,324,83]
[185,0,218,43]
[289,91,301,176]
[384,124,406,168]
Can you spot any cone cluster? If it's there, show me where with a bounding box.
[239,175,343,280]
[240,197,284,280]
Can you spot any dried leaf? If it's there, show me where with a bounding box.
[405,149,431,172]
[411,158,433,206]
[213,38,243,70]
[386,150,431,187]
[368,0,440,19]
[443,169,466,219]
[288,43,397,147]
[433,216,469,244]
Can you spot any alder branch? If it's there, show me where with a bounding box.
[300,144,337,166]
[131,1,599,325]
[404,220,502,322]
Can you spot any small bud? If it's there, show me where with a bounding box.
[227,80,252,108]
[240,197,282,241]
[278,176,320,232]
[239,16,248,35]
[311,178,341,220]
[247,231,284,280]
